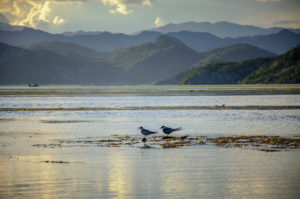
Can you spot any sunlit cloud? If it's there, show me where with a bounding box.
[154,17,165,27]
[0,0,83,28]
[53,16,64,25]
[39,1,51,23]
[102,0,154,15]
[0,0,153,28]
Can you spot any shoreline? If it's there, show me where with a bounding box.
[1,85,300,96]
[1,105,300,112]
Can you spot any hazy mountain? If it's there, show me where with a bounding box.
[163,45,299,85]
[168,30,300,54]
[0,27,57,47]
[1,35,200,85]
[150,21,300,38]
[62,31,103,36]
[0,25,299,54]
[2,21,299,39]
[65,31,161,52]
[0,27,160,52]
[0,33,297,85]
[229,29,300,54]
[112,35,199,84]
[196,44,276,64]
[0,22,25,31]
[0,42,123,84]
[166,31,229,52]
[241,45,300,84]
[25,41,102,58]
[157,44,275,85]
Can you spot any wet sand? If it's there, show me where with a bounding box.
[1,85,300,95]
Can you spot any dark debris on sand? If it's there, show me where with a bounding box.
[32,135,300,152]
[41,160,70,164]
[211,135,300,151]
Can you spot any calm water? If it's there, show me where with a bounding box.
[0,94,300,198]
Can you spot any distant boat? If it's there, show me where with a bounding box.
[28,82,39,87]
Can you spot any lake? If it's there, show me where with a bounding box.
[0,86,300,198]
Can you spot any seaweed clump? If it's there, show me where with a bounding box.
[32,135,300,152]
[211,135,300,151]
[41,160,70,164]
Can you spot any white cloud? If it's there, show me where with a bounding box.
[39,1,51,23]
[0,0,155,29]
[103,0,133,15]
[154,17,165,27]
[0,0,82,28]
[53,16,64,25]
[102,0,154,15]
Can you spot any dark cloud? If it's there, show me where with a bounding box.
[273,20,299,25]
[0,13,9,23]
[273,20,300,28]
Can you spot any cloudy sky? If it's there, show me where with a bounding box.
[0,0,300,33]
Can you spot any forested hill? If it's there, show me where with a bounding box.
[160,45,300,85]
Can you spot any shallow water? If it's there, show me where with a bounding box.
[0,94,300,198]
[1,95,300,108]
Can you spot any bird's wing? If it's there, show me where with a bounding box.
[164,127,174,133]
[145,129,157,134]
[165,127,182,132]
[144,129,151,133]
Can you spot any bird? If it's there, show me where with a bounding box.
[138,126,157,137]
[160,126,182,136]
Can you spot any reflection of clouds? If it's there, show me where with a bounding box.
[209,149,300,198]
[0,155,63,198]
[221,151,267,198]
[1,130,300,198]
[158,150,208,198]
[107,150,134,197]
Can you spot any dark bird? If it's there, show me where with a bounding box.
[160,126,182,136]
[138,126,157,137]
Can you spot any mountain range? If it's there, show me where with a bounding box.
[0,42,122,84]
[0,27,160,52]
[149,21,300,38]
[0,22,24,31]
[0,21,299,85]
[1,22,300,54]
[25,40,102,58]
[168,30,300,54]
[3,21,300,38]
[0,35,281,85]
[112,35,200,84]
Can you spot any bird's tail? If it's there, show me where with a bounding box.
[175,127,182,131]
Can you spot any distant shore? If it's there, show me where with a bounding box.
[0,85,300,96]
[1,105,300,112]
